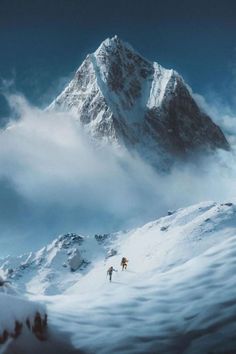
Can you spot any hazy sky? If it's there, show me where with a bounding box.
[1,0,236,119]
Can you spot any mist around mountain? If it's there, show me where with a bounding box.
[0,37,235,256]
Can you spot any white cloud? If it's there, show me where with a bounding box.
[0,94,236,255]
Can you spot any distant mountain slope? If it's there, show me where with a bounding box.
[0,233,105,295]
[48,36,229,168]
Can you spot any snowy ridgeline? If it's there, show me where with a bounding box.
[1,201,235,295]
[1,201,236,353]
[0,232,108,295]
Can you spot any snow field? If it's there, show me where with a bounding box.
[26,201,236,353]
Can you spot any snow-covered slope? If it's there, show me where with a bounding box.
[1,201,236,353]
[48,36,229,168]
[45,201,236,354]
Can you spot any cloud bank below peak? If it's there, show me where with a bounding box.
[0,93,235,256]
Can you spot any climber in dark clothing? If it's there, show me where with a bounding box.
[107,266,117,282]
[121,257,129,271]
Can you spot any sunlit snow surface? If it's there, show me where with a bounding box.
[13,201,235,354]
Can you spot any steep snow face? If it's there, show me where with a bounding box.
[146,62,174,109]
[48,36,229,168]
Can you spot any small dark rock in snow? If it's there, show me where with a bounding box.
[161,226,169,231]
[167,211,175,216]
[106,249,117,258]
[0,276,5,286]
[58,233,84,249]
[19,263,31,271]
[95,234,109,244]
[68,249,83,272]
[7,268,14,276]
[224,202,233,207]
[204,218,211,222]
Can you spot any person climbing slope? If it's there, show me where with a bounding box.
[107,266,117,282]
[121,257,129,271]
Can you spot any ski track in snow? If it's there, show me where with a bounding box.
[17,201,236,354]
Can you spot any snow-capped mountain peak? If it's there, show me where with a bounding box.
[94,35,137,57]
[91,35,176,114]
[48,37,229,168]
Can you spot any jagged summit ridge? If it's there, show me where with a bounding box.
[94,35,137,57]
[48,36,229,167]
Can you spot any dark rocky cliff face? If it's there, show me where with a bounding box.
[145,77,229,157]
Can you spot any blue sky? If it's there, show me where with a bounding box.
[0,0,236,121]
